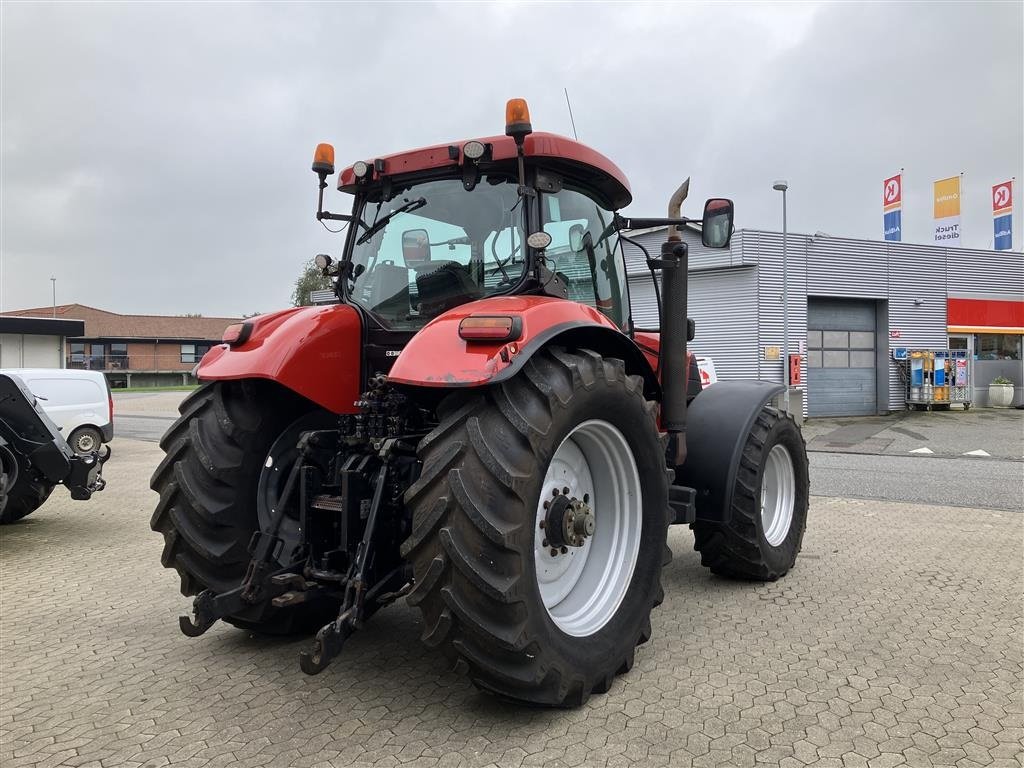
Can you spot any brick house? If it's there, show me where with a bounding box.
[0,304,241,387]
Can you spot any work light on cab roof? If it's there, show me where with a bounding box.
[149,95,810,713]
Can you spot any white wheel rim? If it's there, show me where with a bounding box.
[760,444,795,547]
[534,419,642,637]
[76,433,96,452]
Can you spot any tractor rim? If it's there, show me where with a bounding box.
[760,443,795,546]
[534,419,642,638]
[258,413,325,564]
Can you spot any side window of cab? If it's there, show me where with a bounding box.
[542,188,629,329]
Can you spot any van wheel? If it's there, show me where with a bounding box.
[68,426,103,455]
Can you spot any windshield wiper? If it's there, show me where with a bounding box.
[356,197,427,245]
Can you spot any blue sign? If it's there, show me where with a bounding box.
[994,213,1012,250]
[884,209,902,242]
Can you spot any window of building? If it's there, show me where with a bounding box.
[69,342,86,366]
[975,333,1022,360]
[180,344,213,364]
[110,343,128,369]
[88,343,105,370]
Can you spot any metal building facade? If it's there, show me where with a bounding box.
[623,227,1023,416]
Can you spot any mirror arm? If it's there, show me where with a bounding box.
[615,215,699,230]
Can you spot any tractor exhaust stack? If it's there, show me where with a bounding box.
[660,179,690,466]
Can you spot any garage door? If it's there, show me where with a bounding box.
[807,298,877,416]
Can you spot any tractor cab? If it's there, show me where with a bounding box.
[311,102,637,339]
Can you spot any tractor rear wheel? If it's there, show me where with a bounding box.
[403,347,670,706]
[150,379,338,633]
[0,444,54,524]
[691,406,809,580]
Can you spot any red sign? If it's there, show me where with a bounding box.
[889,329,902,339]
[883,174,902,210]
[992,182,1013,214]
[947,297,1024,332]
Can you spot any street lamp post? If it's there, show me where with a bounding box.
[772,180,790,414]
[51,277,57,318]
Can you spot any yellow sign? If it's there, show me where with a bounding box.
[933,176,961,219]
[764,346,781,361]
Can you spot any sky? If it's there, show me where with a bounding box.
[2,1,1022,317]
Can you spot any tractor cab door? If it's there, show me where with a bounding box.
[541,186,630,331]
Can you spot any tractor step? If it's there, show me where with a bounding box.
[668,485,697,524]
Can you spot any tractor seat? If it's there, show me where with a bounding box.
[415,261,481,317]
[366,263,411,319]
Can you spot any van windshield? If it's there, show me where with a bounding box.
[347,177,526,330]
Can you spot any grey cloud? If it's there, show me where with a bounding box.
[1,2,1020,316]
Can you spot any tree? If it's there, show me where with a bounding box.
[291,258,333,307]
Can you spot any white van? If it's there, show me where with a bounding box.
[2,369,113,455]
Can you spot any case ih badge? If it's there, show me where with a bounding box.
[152,99,810,707]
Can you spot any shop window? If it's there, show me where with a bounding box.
[975,334,1021,361]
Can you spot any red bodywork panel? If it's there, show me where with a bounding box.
[337,132,632,210]
[197,304,362,414]
[633,331,662,374]
[388,296,621,387]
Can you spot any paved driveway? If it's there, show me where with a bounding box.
[1,438,1021,768]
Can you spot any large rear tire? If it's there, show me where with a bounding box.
[150,379,338,633]
[0,445,54,524]
[402,347,670,707]
[691,406,809,580]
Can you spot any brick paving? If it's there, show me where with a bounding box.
[1,437,1021,768]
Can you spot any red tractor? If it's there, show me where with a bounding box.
[151,99,809,706]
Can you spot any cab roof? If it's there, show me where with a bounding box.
[338,131,632,210]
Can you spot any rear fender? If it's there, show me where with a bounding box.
[387,296,660,398]
[197,304,363,414]
[674,380,785,524]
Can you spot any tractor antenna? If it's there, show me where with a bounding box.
[564,88,579,140]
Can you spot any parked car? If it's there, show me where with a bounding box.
[1,369,113,455]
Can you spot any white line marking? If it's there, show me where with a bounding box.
[908,447,934,454]
[962,449,991,457]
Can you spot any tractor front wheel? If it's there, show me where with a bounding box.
[150,379,338,633]
[692,406,809,580]
[403,347,670,706]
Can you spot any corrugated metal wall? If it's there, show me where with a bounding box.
[748,231,808,395]
[946,245,1024,299]
[884,242,949,411]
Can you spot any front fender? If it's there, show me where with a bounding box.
[675,380,785,524]
[197,304,362,414]
[387,296,659,397]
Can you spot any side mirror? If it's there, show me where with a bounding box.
[568,224,586,253]
[688,318,695,342]
[701,198,734,249]
[402,229,431,266]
